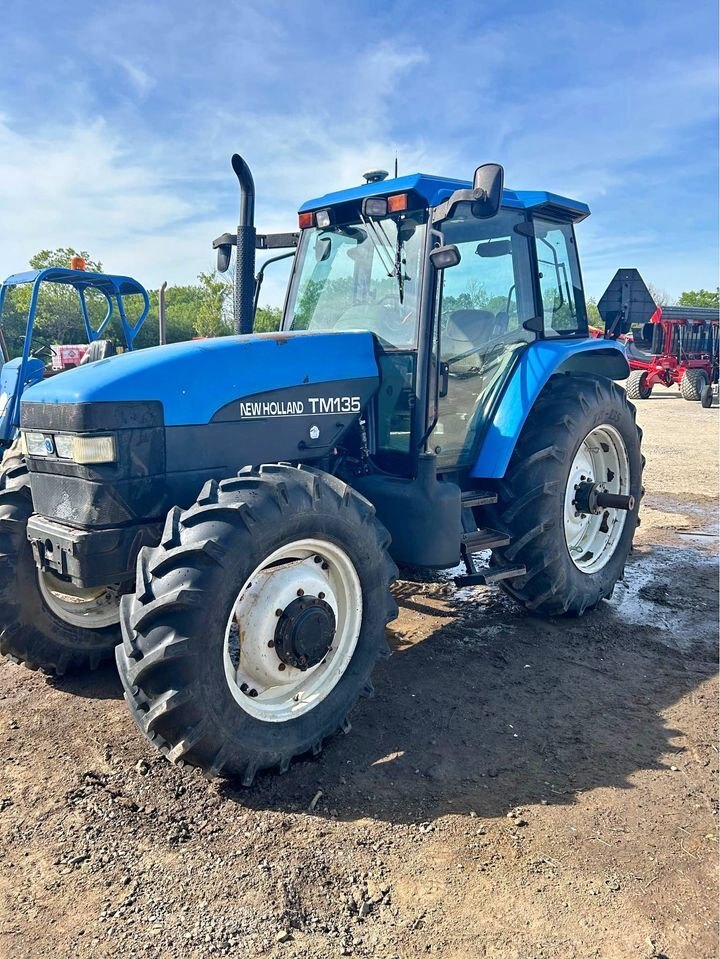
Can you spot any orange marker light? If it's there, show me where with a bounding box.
[70,256,86,271]
[387,193,408,213]
[298,212,315,229]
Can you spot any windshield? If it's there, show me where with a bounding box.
[285,212,427,348]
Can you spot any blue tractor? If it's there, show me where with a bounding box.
[0,266,149,483]
[0,157,642,783]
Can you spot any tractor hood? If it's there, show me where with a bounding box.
[21,330,380,427]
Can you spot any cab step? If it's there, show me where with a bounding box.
[461,528,510,552]
[454,564,527,588]
[461,489,498,509]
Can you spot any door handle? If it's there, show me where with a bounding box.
[439,361,449,398]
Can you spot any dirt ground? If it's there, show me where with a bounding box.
[0,386,717,959]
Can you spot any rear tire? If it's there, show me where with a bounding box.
[116,465,398,783]
[625,369,652,400]
[488,374,643,617]
[0,471,121,674]
[680,368,707,401]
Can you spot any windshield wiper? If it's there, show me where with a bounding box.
[358,213,408,304]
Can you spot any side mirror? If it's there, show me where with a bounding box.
[430,244,461,270]
[212,232,236,273]
[432,162,505,224]
[470,163,504,219]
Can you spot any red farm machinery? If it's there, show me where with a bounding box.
[601,270,719,407]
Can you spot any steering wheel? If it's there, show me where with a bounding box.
[374,296,414,339]
[30,344,53,360]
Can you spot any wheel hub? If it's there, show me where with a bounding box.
[573,480,635,516]
[563,424,632,574]
[274,596,336,670]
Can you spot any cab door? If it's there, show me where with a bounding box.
[431,209,536,470]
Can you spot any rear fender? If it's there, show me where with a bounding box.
[471,339,629,479]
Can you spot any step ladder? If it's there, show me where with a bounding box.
[454,489,526,588]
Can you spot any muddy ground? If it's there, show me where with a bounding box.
[0,387,717,959]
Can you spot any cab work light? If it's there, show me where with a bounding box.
[361,197,388,218]
[72,434,116,465]
[315,209,332,229]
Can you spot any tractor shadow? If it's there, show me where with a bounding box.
[228,545,718,824]
[46,659,124,700]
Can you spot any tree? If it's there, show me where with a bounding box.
[2,248,106,355]
[678,288,720,308]
[254,305,282,333]
[585,296,602,330]
[645,282,675,307]
[193,271,232,339]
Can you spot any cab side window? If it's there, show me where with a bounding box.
[533,219,587,336]
[432,209,536,468]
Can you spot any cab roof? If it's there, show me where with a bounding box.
[299,172,590,223]
[1,268,147,297]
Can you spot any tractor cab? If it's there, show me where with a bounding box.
[0,265,149,450]
[281,167,594,477]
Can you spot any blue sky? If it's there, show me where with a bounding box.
[0,0,717,305]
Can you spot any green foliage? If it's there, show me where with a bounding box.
[0,250,283,358]
[585,296,602,330]
[193,271,233,339]
[30,248,103,272]
[3,248,107,356]
[678,288,720,308]
[254,305,282,333]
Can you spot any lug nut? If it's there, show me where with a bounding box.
[314,555,322,564]
[278,663,286,671]
[267,640,275,648]
[297,588,304,596]
[249,688,258,697]
[318,592,325,599]
[275,608,283,617]
[240,682,248,693]
[321,562,329,570]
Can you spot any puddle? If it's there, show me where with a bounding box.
[609,546,718,649]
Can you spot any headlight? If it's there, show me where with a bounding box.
[24,431,54,456]
[23,431,117,464]
[53,434,74,459]
[72,435,116,464]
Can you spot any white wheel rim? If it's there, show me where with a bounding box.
[223,538,362,723]
[37,571,121,629]
[564,424,631,574]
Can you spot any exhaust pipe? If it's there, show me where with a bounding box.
[231,154,256,335]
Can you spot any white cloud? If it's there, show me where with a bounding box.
[0,117,218,288]
[112,56,155,95]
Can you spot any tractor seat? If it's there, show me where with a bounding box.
[80,340,116,365]
[443,309,495,367]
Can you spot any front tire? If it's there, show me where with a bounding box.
[701,384,714,408]
[116,465,398,783]
[0,472,121,674]
[626,369,652,400]
[488,374,643,617]
[680,368,707,401]
[0,438,27,490]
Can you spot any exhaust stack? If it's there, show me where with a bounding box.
[231,154,256,335]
